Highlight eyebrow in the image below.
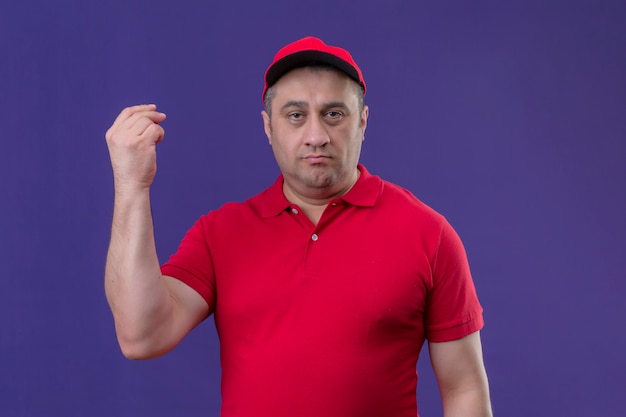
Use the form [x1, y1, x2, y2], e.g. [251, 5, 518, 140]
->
[323, 102, 351, 113]
[280, 100, 350, 113]
[280, 100, 308, 112]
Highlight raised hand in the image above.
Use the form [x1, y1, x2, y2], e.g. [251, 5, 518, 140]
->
[105, 104, 167, 193]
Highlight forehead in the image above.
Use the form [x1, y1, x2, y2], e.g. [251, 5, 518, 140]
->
[270, 67, 360, 106]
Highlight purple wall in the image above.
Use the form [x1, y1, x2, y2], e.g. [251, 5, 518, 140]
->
[2, 1, 625, 415]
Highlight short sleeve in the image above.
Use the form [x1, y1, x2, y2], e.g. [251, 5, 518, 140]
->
[161, 215, 217, 312]
[424, 220, 484, 342]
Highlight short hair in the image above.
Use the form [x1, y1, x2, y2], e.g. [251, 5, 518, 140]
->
[263, 62, 365, 118]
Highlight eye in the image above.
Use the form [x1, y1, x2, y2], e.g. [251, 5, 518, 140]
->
[288, 112, 304, 121]
[325, 111, 343, 119]
[324, 110, 345, 124]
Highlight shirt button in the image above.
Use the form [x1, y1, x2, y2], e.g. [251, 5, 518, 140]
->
[291, 208, 299, 214]
[311, 233, 319, 241]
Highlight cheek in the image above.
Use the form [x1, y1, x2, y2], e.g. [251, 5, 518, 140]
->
[343, 128, 364, 151]
[270, 137, 295, 164]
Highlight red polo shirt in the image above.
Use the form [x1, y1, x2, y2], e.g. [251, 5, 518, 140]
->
[161, 165, 483, 417]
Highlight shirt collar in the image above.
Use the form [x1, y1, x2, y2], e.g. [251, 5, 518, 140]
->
[255, 164, 383, 218]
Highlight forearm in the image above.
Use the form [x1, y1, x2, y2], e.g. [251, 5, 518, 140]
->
[104, 189, 175, 358]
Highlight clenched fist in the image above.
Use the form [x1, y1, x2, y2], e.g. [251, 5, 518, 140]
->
[105, 104, 167, 193]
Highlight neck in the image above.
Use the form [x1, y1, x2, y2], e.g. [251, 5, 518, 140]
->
[282, 169, 360, 225]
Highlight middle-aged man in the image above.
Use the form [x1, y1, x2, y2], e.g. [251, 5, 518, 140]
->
[105, 36, 492, 416]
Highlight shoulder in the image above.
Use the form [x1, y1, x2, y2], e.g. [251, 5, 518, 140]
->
[364, 170, 471, 263]
[196, 176, 287, 229]
[378, 177, 448, 231]
[382, 179, 439, 212]
[357, 165, 443, 219]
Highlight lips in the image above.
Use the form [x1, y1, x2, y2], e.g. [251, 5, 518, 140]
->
[303, 155, 330, 164]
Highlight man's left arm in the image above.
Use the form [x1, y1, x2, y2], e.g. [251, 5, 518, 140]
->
[429, 331, 493, 417]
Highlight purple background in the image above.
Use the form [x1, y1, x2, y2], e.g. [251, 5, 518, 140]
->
[2, 1, 625, 416]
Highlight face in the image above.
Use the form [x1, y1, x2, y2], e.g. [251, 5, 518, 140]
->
[262, 67, 368, 202]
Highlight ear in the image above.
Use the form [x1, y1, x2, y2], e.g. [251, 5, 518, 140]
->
[360, 105, 369, 142]
[261, 110, 272, 145]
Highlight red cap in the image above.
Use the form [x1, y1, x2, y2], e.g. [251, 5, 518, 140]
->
[262, 36, 366, 102]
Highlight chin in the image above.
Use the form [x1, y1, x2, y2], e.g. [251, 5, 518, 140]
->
[296, 169, 333, 188]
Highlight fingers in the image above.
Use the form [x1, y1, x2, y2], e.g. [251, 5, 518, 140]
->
[128, 114, 162, 137]
[143, 122, 165, 145]
[109, 104, 159, 133]
[106, 104, 167, 144]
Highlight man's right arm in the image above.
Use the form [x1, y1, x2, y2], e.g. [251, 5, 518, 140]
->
[104, 105, 209, 359]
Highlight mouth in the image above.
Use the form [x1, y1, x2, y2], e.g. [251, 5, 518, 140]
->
[303, 155, 331, 164]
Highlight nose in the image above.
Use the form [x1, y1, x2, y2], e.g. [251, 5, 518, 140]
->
[303, 116, 330, 147]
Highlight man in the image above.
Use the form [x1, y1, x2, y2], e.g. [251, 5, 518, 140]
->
[105, 36, 492, 416]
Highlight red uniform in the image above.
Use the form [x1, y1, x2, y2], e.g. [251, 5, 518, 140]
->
[161, 164, 484, 417]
